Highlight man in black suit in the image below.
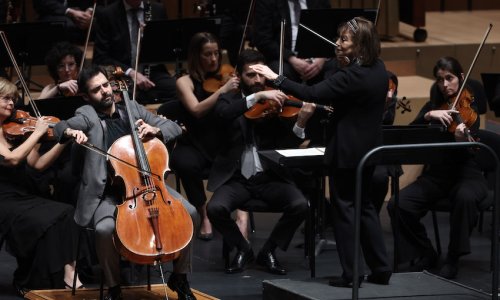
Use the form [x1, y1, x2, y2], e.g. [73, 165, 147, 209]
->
[33, 0, 93, 44]
[253, 0, 332, 84]
[206, 49, 314, 275]
[93, 0, 176, 104]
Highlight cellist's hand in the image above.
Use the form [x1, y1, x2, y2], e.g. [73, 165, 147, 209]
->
[136, 119, 161, 139]
[249, 64, 278, 81]
[129, 70, 155, 91]
[64, 128, 88, 144]
[425, 109, 458, 126]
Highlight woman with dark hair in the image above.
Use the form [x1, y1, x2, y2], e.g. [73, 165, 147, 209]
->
[39, 41, 83, 99]
[0, 77, 85, 296]
[158, 32, 247, 241]
[251, 17, 391, 287]
[387, 56, 488, 279]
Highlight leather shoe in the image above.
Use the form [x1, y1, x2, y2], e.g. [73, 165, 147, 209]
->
[167, 273, 197, 300]
[410, 249, 438, 272]
[256, 250, 287, 275]
[104, 285, 123, 300]
[439, 256, 459, 279]
[226, 247, 254, 274]
[328, 275, 363, 288]
[197, 232, 214, 241]
[367, 270, 392, 285]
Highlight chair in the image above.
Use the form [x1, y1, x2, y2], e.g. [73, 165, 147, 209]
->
[430, 129, 500, 257]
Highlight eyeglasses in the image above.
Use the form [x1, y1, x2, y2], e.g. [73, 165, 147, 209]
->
[0, 95, 16, 102]
[57, 62, 77, 71]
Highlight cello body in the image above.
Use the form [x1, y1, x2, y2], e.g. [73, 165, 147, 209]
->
[110, 135, 193, 265]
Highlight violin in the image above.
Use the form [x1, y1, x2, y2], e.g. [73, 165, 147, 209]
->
[439, 88, 478, 134]
[3, 110, 60, 142]
[387, 77, 411, 114]
[203, 64, 235, 94]
[244, 92, 333, 119]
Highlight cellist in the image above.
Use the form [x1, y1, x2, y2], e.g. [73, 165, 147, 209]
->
[387, 56, 489, 279]
[54, 66, 199, 300]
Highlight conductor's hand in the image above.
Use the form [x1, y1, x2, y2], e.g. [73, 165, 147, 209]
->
[249, 64, 278, 81]
[129, 70, 155, 91]
[136, 119, 160, 139]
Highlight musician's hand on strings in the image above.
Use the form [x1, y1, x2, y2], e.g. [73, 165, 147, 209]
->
[220, 76, 240, 94]
[454, 123, 474, 142]
[136, 119, 160, 139]
[255, 89, 287, 106]
[64, 128, 88, 144]
[296, 102, 316, 128]
[249, 64, 278, 81]
[426, 109, 458, 126]
[129, 70, 155, 91]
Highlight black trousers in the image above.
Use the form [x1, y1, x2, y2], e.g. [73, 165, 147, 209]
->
[207, 172, 308, 251]
[330, 167, 391, 280]
[387, 167, 488, 263]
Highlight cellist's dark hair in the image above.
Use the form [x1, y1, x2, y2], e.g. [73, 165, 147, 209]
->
[78, 65, 106, 94]
[187, 32, 222, 82]
[236, 49, 266, 75]
[45, 41, 83, 81]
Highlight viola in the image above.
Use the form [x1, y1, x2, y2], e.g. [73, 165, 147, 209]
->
[203, 64, 235, 94]
[244, 91, 333, 120]
[2, 110, 60, 142]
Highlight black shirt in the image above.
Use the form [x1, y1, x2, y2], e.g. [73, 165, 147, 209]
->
[97, 104, 130, 149]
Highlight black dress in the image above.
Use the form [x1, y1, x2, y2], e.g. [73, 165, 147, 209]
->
[0, 159, 79, 290]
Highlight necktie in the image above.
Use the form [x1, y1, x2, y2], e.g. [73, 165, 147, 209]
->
[241, 146, 257, 179]
[129, 8, 140, 67]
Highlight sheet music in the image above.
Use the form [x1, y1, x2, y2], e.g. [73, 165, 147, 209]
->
[276, 147, 325, 157]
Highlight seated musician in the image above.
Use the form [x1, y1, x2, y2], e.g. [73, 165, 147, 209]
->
[39, 41, 82, 99]
[0, 77, 84, 296]
[54, 66, 199, 300]
[93, 0, 177, 104]
[387, 56, 489, 279]
[158, 32, 249, 242]
[206, 49, 314, 275]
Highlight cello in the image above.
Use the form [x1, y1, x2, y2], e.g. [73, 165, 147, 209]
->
[110, 80, 193, 265]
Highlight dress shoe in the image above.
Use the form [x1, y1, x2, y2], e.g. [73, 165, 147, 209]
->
[439, 256, 459, 279]
[328, 275, 363, 288]
[104, 285, 123, 300]
[197, 232, 214, 241]
[256, 250, 287, 275]
[367, 270, 392, 285]
[226, 247, 254, 274]
[167, 273, 197, 300]
[409, 249, 438, 272]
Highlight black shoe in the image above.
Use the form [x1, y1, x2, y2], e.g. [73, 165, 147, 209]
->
[439, 257, 459, 279]
[328, 275, 363, 288]
[167, 273, 197, 300]
[226, 247, 254, 274]
[256, 250, 287, 275]
[367, 270, 392, 285]
[410, 249, 438, 272]
[104, 285, 123, 300]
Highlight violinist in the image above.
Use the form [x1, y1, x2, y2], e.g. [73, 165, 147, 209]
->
[158, 32, 246, 242]
[93, 0, 177, 104]
[387, 56, 489, 279]
[251, 17, 392, 287]
[206, 49, 313, 275]
[54, 66, 199, 300]
[38, 41, 82, 99]
[0, 77, 85, 296]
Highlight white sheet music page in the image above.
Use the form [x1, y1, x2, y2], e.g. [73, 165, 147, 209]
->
[276, 147, 325, 157]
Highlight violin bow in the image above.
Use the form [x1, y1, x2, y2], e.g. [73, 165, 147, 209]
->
[450, 23, 493, 111]
[0, 31, 41, 118]
[237, 0, 256, 57]
[298, 23, 338, 48]
[79, 1, 97, 74]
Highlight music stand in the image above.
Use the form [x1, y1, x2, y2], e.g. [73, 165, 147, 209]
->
[295, 8, 377, 58]
[481, 73, 500, 117]
[0, 22, 66, 91]
[28, 96, 86, 120]
[140, 17, 220, 76]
